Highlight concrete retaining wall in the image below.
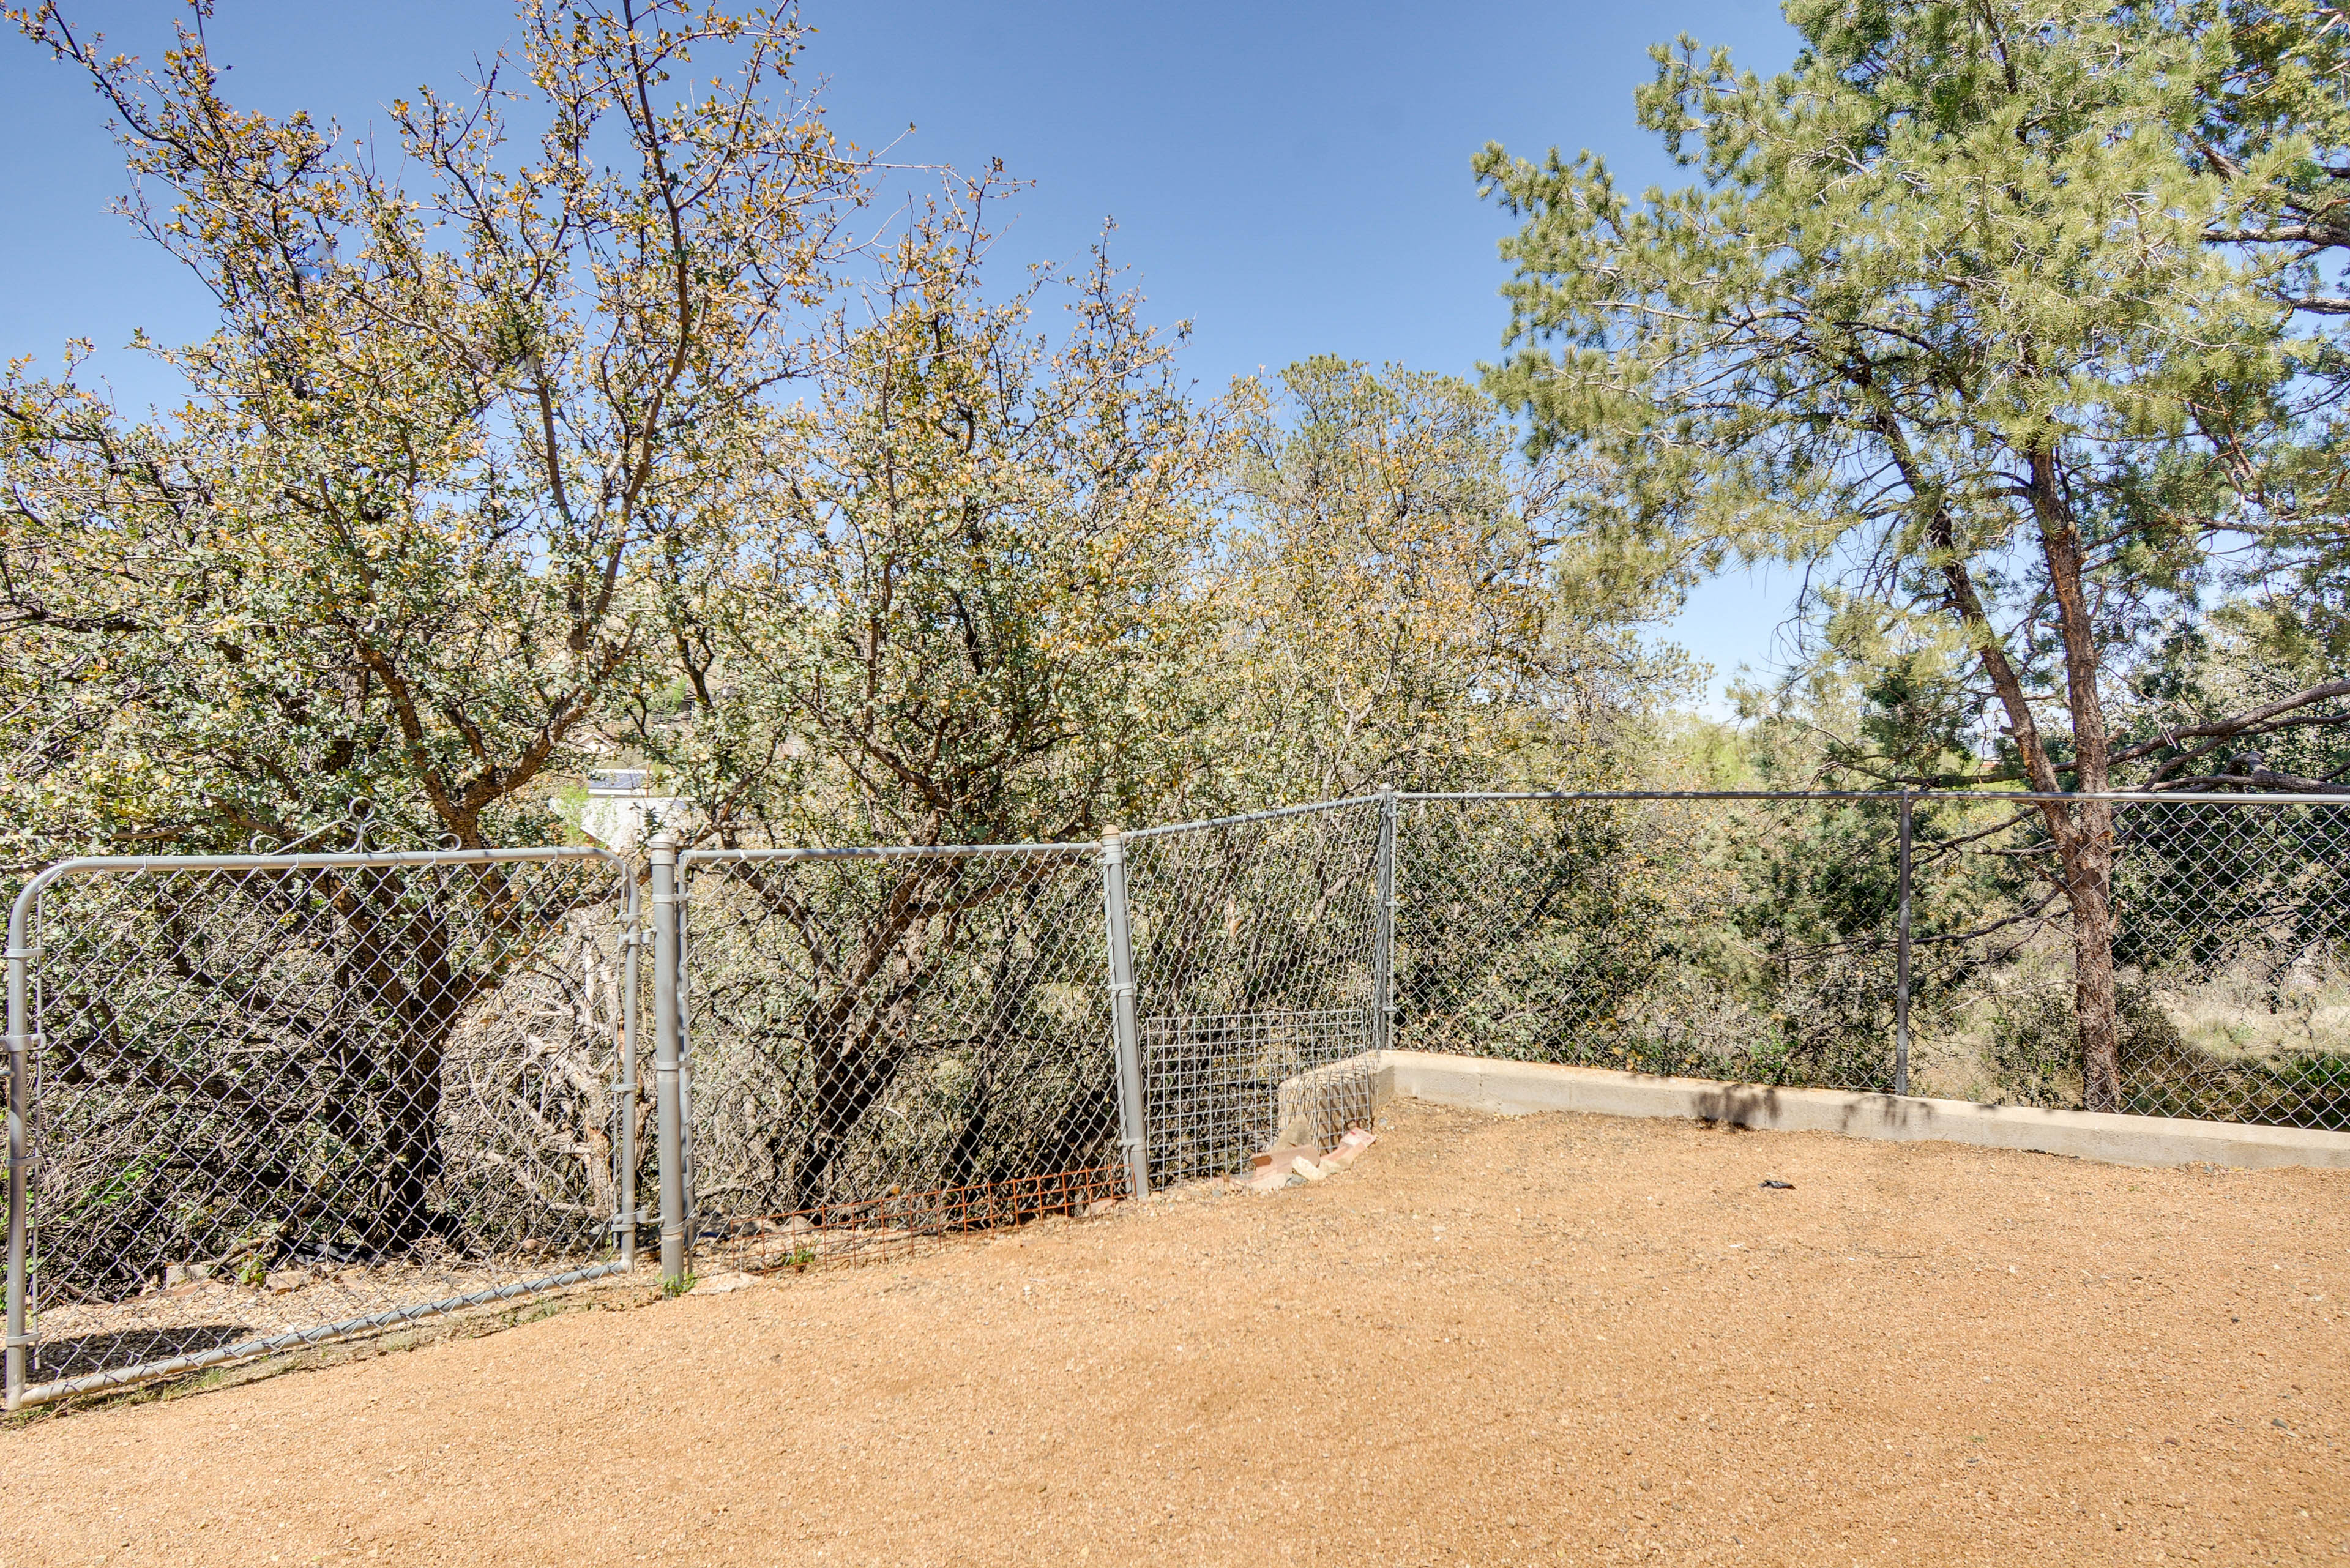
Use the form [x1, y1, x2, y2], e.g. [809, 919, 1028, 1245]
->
[1373, 1050, 2350, 1171]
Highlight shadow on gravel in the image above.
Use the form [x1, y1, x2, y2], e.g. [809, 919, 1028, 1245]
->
[32, 1324, 257, 1381]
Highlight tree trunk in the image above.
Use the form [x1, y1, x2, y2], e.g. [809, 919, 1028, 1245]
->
[2028, 452, 2126, 1114]
[2062, 798, 2123, 1111]
[334, 873, 497, 1248]
[359, 896, 464, 1246]
[776, 863, 952, 1211]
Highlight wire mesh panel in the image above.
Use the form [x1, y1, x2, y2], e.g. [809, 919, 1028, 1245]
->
[679, 846, 1119, 1272]
[1393, 795, 1906, 1093]
[1390, 793, 2350, 1126]
[8, 849, 633, 1403]
[1749, 794, 2350, 1122]
[1123, 802, 1383, 1184]
[7, 791, 2337, 1413]
[2104, 801, 2350, 1127]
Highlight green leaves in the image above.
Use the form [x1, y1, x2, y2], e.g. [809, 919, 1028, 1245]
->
[4, 2, 865, 859]
[1477, 0, 2302, 788]
[1479, 0, 2350, 1106]
[1209, 357, 1667, 802]
[639, 201, 1225, 850]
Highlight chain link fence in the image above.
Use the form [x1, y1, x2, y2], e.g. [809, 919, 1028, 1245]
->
[1395, 794, 1914, 1091]
[11, 788, 2347, 1406]
[1988, 796, 2350, 1125]
[1393, 792, 2350, 1129]
[5, 847, 638, 1405]
[675, 845, 1123, 1275]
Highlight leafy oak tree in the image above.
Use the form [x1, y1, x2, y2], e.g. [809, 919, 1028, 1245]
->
[0, 0, 864, 1249]
[640, 198, 1222, 853]
[1207, 357, 1668, 805]
[628, 195, 1229, 1208]
[1, 0, 862, 863]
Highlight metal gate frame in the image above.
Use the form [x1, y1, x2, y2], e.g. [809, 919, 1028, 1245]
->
[5, 844, 643, 1409]
[665, 835, 1146, 1270]
[1119, 796, 1389, 1188]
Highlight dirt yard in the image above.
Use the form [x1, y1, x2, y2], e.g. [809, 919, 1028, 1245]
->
[5, 1100, 2346, 1567]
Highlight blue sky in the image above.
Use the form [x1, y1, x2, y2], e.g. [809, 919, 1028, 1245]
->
[1, 0, 1803, 705]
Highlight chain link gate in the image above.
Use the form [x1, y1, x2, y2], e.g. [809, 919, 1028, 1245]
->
[672, 840, 1125, 1274]
[4, 845, 641, 1408]
[1119, 799, 1388, 1186]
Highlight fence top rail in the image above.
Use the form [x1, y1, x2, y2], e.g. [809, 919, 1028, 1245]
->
[1123, 794, 1386, 842]
[1404, 789, 2350, 807]
[679, 841, 1096, 870]
[7, 844, 628, 954]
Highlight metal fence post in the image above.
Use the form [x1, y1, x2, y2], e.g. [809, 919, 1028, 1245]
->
[6, 889, 32, 1409]
[1895, 790, 1913, 1098]
[1373, 785, 1397, 1056]
[674, 867, 695, 1268]
[616, 880, 641, 1271]
[649, 834, 687, 1286]
[1102, 831, 1149, 1200]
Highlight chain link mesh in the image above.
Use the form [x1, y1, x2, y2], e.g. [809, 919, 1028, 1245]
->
[14, 851, 634, 1397]
[679, 847, 1121, 1272]
[1394, 796, 1906, 1092]
[1123, 802, 1384, 1184]
[2102, 800, 2350, 1126]
[1394, 794, 2350, 1128]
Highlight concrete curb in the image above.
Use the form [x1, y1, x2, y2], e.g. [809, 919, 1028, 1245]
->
[1372, 1050, 2350, 1171]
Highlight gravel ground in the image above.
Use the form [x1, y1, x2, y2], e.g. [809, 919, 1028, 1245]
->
[5, 1099, 2346, 1567]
